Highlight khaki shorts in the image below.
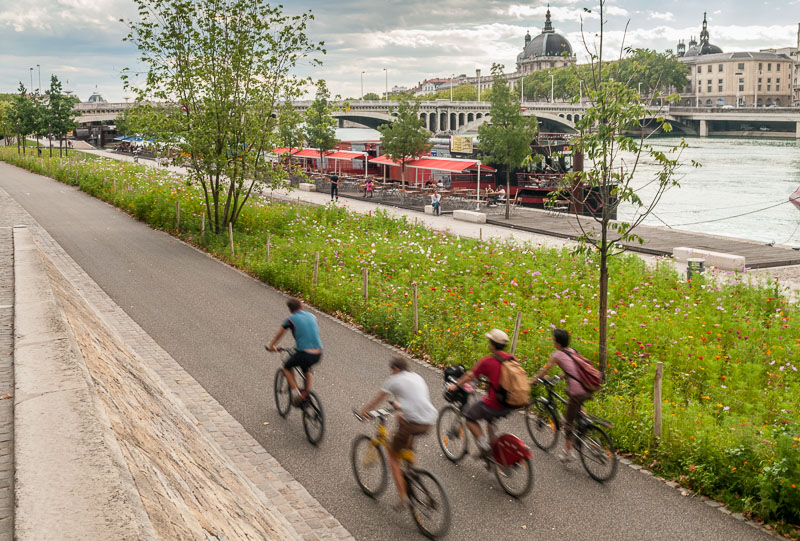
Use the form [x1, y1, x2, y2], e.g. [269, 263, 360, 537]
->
[391, 417, 431, 453]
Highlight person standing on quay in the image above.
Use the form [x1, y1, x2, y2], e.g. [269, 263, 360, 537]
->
[329, 172, 339, 202]
[431, 189, 441, 216]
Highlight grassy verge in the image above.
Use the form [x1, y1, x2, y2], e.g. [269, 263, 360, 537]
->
[3, 147, 799, 533]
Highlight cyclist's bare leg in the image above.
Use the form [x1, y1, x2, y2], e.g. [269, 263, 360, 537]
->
[304, 371, 312, 393]
[388, 436, 412, 504]
[466, 419, 483, 441]
[283, 368, 300, 392]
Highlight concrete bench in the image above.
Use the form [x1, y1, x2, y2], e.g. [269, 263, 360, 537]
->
[453, 209, 486, 224]
[673, 247, 745, 272]
[298, 182, 316, 192]
[424, 205, 434, 215]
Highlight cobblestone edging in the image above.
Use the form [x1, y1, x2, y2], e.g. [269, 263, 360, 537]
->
[0, 229, 15, 541]
[0, 185, 352, 540]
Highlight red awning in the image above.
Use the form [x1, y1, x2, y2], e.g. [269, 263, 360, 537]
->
[272, 147, 302, 155]
[408, 158, 495, 173]
[328, 151, 367, 161]
[369, 155, 494, 172]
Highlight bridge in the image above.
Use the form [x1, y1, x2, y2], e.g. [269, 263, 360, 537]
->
[74, 100, 800, 138]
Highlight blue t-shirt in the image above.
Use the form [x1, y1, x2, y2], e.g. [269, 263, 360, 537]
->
[282, 310, 323, 351]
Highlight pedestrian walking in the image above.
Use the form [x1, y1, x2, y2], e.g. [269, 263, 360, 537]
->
[430, 189, 441, 216]
[329, 173, 339, 202]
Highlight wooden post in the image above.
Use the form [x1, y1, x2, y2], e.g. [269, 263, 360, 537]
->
[479, 228, 482, 241]
[362, 268, 369, 301]
[228, 222, 234, 257]
[113, 178, 117, 192]
[510, 312, 522, 354]
[176, 200, 180, 232]
[200, 211, 206, 245]
[266, 234, 271, 263]
[412, 283, 418, 334]
[313, 252, 319, 286]
[654, 361, 663, 442]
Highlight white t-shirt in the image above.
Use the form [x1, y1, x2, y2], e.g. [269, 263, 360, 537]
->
[430, 193, 441, 204]
[497, 187, 506, 200]
[381, 371, 438, 425]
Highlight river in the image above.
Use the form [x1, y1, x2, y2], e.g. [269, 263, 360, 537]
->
[338, 128, 800, 248]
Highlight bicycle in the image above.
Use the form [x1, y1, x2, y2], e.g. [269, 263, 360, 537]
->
[351, 408, 451, 539]
[268, 347, 325, 446]
[526, 375, 617, 482]
[436, 370, 533, 498]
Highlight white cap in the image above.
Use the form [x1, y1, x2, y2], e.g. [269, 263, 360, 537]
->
[484, 329, 509, 345]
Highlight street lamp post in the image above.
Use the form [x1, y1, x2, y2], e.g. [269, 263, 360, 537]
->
[37, 64, 41, 95]
[477, 73, 481, 101]
[361, 71, 366, 100]
[383, 68, 387, 101]
[579, 79, 583, 105]
[638, 82, 643, 100]
[550, 74, 554, 103]
[450, 74, 454, 102]
[29, 68, 33, 95]
[521, 77, 524, 104]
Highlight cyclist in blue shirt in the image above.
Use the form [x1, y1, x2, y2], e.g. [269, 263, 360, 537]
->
[268, 298, 323, 405]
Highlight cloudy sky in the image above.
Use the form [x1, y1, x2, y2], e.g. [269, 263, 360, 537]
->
[1, 0, 798, 102]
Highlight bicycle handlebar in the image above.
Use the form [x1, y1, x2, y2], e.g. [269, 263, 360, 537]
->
[265, 346, 294, 354]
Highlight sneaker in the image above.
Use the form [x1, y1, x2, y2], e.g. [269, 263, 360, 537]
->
[557, 448, 577, 464]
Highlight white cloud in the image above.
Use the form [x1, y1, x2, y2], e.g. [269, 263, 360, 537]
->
[647, 11, 675, 22]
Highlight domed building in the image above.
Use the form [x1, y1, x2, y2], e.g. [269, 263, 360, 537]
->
[678, 13, 723, 58]
[516, 7, 576, 75]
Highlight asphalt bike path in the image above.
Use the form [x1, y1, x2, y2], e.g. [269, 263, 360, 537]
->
[0, 163, 771, 541]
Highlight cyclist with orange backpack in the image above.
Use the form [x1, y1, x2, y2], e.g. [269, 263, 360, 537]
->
[533, 328, 602, 463]
[448, 329, 530, 457]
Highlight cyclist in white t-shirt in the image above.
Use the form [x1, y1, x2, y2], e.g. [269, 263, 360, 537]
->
[358, 356, 437, 508]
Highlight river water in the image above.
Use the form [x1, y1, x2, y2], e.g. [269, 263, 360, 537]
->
[338, 128, 800, 248]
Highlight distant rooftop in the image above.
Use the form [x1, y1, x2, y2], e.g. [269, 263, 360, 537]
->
[85, 92, 107, 104]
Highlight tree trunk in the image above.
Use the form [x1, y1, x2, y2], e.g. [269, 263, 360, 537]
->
[598, 242, 609, 378]
[504, 166, 511, 219]
[401, 162, 406, 191]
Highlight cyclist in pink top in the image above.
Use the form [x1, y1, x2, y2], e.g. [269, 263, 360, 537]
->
[533, 328, 594, 463]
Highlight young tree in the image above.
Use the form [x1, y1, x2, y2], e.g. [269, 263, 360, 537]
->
[10, 84, 35, 155]
[303, 80, 339, 170]
[378, 98, 431, 190]
[123, 0, 323, 234]
[478, 64, 538, 219]
[555, 0, 695, 376]
[362, 92, 380, 101]
[278, 99, 304, 156]
[45, 75, 79, 157]
[0, 100, 11, 147]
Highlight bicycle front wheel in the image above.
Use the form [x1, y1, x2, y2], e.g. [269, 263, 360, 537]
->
[302, 391, 325, 445]
[525, 398, 559, 451]
[494, 457, 533, 498]
[578, 424, 618, 483]
[274, 369, 291, 418]
[350, 435, 388, 497]
[406, 468, 451, 539]
[436, 405, 468, 463]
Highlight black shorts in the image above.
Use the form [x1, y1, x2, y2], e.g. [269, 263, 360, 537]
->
[463, 400, 511, 423]
[284, 350, 322, 374]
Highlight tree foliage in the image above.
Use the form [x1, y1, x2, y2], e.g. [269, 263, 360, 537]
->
[477, 64, 538, 219]
[555, 1, 696, 375]
[45, 75, 79, 157]
[378, 98, 431, 188]
[303, 80, 339, 165]
[122, 0, 323, 233]
[362, 92, 380, 101]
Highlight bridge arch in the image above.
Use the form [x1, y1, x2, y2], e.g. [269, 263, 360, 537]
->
[467, 112, 474, 123]
[331, 110, 393, 130]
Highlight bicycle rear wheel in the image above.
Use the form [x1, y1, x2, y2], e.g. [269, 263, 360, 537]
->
[525, 398, 559, 451]
[578, 424, 618, 483]
[302, 391, 325, 445]
[494, 457, 533, 498]
[436, 405, 468, 463]
[406, 468, 451, 539]
[274, 369, 291, 418]
[350, 435, 388, 497]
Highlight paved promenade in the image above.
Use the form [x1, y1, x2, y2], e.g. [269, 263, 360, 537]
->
[0, 159, 782, 539]
[0, 173, 352, 539]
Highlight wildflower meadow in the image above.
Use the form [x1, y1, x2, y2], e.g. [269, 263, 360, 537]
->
[3, 147, 799, 530]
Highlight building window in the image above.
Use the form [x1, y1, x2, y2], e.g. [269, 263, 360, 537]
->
[739, 84, 744, 91]
[697, 66, 702, 74]
[759, 63, 763, 70]
[718, 79, 723, 84]
[776, 78, 780, 84]
[758, 84, 762, 91]
[718, 85, 723, 92]
[718, 64, 723, 72]
[777, 85, 780, 91]
[767, 85, 771, 91]
[737, 63, 745, 70]
[767, 63, 772, 71]
[777, 63, 781, 72]
[707, 85, 712, 93]
[767, 78, 771, 83]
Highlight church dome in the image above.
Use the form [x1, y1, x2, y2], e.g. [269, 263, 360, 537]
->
[680, 13, 722, 57]
[518, 7, 573, 61]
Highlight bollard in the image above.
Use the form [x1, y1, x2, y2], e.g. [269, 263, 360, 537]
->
[200, 211, 206, 245]
[510, 312, 523, 354]
[654, 362, 663, 441]
[479, 228, 482, 241]
[412, 283, 419, 334]
[228, 222, 234, 257]
[266, 234, 271, 263]
[687, 258, 705, 281]
[313, 252, 319, 286]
